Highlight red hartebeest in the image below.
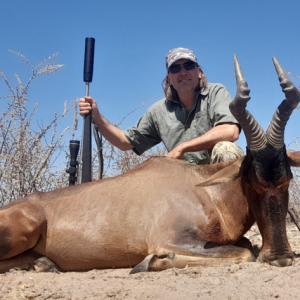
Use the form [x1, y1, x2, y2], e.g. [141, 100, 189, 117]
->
[0, 55, 299, 273]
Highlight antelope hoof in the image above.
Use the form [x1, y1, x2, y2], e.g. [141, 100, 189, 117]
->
[130, 254, 157, 274]
[34, 257, 60, 273]
[270, 258, 293, 267]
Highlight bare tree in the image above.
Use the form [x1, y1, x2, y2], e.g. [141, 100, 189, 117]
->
[0, 51, 77, 206]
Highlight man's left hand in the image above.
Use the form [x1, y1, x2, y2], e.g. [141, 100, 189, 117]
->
[166, 145, 184, 159]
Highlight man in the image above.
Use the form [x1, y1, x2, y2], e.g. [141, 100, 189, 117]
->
[79, 47, 243, 164]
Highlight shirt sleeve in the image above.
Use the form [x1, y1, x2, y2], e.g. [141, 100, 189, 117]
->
[123, 108, 161, 155]
[208, 84, 239, 127]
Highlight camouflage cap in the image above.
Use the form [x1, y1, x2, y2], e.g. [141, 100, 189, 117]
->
[165, 47, 198, 70]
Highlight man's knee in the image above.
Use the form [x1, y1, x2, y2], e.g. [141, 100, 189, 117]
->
[210, 141, 244, 164]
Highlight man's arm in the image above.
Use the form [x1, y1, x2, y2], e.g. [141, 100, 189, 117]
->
[166, 123, 240, 159]
[79, 96, 133, 151]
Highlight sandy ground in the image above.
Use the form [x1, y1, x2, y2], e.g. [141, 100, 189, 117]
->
[0, 223, 300, 300]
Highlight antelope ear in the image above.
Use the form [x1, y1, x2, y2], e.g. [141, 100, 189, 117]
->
[196, 157, 244, 187]
[287, 151, 300, 167]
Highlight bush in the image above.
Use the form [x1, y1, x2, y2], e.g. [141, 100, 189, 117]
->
[0, 51, 77, 205]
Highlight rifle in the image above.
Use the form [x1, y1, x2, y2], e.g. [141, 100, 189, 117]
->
[80, 37, 95, 183]
[67, 37, 103, 185]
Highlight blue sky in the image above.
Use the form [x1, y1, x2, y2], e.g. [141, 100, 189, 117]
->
[1, 0, 300, 156]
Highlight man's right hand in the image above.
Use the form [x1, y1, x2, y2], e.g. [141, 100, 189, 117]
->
[79, 96, 98, 117]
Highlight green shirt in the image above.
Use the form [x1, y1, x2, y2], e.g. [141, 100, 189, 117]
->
[124, 83, 238, 165]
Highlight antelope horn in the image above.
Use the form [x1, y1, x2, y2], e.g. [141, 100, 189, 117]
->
[266, 57, 300, 148]
[229, 54, 267, 150]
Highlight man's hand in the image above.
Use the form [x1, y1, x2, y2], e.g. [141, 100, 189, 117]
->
[79, 96, 99, 118]
[166, 144, 184, 159]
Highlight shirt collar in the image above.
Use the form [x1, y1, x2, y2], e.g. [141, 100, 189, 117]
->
[200, 86, 209, 96]
[170, 86, 209, 105]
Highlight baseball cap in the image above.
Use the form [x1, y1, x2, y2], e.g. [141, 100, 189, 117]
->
[165, 47, 198, 70]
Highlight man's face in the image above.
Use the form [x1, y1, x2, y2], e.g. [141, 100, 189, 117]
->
[166, 59, 202, 94]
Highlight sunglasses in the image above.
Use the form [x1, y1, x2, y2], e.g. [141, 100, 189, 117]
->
[168, 61, 197, 74]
